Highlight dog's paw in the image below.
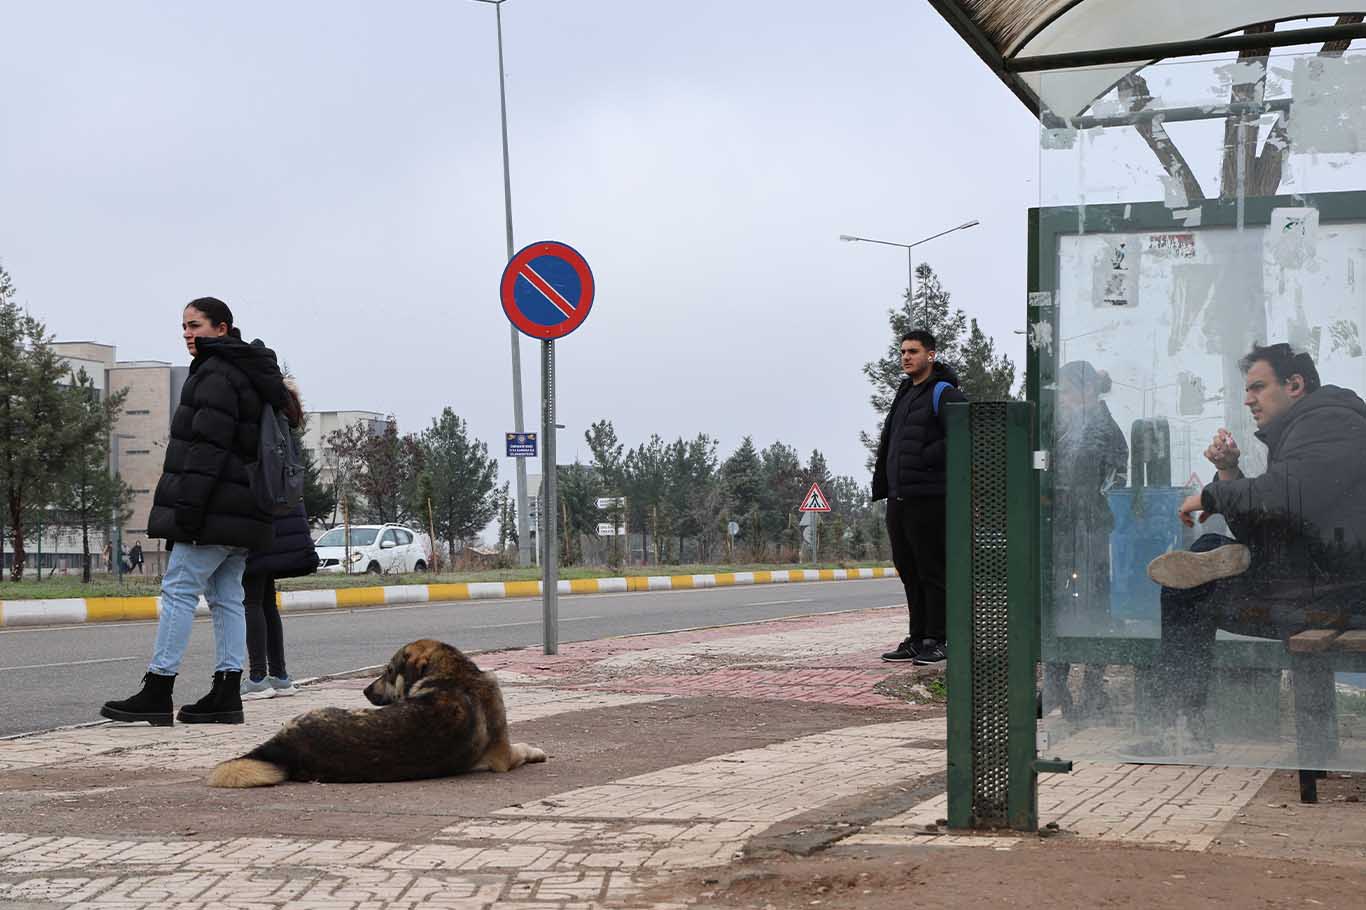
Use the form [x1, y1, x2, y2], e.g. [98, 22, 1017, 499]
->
[519, 744, 548, 764]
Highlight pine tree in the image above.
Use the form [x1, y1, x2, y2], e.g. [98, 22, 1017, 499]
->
[495, 481, 517, 555]
[297, 418, 336, 525]
[720, 436, 764, 560]
[0, 267, 85, 580]
[55, 369, 133, 582]
[421, 408, 498, 562]
[557, 462, 601, 565]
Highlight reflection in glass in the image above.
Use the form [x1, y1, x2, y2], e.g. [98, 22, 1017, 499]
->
[1035, 49, 1366, 772]
[1044, 361, 1127, 718]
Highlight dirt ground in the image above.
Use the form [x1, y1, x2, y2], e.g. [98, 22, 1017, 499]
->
[652, 771, 1366, 910]
[658, 840, 1362, 910]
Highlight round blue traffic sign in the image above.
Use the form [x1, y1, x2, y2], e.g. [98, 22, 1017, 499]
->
[500, 241, 595, 340]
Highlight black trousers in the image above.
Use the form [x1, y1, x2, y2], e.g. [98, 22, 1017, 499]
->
[885, 496, 947, 643]
[242, 571, 287, 680]
[1157, 533, 1366, 716]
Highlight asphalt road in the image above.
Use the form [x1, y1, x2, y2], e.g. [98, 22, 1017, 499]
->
[0, 578, 904, 737]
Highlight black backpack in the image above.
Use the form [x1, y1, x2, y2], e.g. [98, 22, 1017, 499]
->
[248, 403, 305, 517]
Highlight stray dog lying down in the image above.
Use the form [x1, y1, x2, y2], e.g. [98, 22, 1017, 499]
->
[208, 639, 546, 787]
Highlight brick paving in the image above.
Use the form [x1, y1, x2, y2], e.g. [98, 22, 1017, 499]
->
[865, 760, 1272, 852]
[0, 604, 1346, 909]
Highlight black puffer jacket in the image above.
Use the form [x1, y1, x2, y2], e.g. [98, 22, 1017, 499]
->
[148, 336, 291, 550]
[1203, 385, 1366, 563]
[872, 361, 967, 500]
[246, 502, 318, 579]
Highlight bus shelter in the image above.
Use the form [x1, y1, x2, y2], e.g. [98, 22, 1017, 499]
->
[931, 3, 1366, 827]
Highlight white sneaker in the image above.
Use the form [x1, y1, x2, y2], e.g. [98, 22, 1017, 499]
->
[240, 676, 276, 700]
[268, 675, 298, 697]
[1147, 544, 1251, 590]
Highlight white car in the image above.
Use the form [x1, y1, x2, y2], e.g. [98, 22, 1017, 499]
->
[315, 524, 430, 575]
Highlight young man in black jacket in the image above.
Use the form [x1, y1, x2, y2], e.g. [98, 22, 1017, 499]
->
[872, 330, 967, 665]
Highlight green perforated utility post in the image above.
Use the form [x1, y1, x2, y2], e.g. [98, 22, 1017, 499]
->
[945, 401, 1041, 831]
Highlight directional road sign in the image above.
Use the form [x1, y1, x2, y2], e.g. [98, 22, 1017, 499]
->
[500, 240, 595, 340]
[798, 482, 831, 513]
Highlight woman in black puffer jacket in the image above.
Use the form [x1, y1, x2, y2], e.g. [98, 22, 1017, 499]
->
[101, 297, 292, 727]
[241, 379, 318, 701]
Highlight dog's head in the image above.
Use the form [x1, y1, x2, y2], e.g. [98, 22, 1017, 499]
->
[364, 639, 458, 706]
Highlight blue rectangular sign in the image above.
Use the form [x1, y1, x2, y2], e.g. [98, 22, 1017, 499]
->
[506, 432, 538, 458]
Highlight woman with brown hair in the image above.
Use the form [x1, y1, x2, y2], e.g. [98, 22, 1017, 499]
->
[101, 297, 292, 725]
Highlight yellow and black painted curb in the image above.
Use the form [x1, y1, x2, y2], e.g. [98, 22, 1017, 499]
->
[0, 566, 899, 627]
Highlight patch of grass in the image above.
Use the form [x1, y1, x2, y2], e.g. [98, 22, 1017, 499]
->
[873, 670, 947, 705]
[0, 561, 894, 601]
[0, 577, 163, 600]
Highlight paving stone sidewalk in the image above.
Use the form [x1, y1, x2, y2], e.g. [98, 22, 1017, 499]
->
[0, 607, 1348, 909]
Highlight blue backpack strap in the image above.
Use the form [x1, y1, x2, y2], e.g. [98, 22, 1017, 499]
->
[932, 381, 951, 416]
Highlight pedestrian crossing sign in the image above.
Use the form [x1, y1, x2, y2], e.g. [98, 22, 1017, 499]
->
[798, 482, 831, 513]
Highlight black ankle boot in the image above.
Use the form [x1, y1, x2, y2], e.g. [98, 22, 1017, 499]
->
[177, 670, 244, 724]
[101, 672, 176, 726]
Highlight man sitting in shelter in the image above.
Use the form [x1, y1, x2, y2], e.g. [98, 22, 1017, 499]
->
[1130, 343, 1366, 759]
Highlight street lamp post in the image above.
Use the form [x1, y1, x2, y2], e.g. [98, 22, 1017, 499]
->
[840, 220, 980, 325]
[474, 0, 531, 567]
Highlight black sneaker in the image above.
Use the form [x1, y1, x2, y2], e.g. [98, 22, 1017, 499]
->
[911, 640, 947, 666]
[881, 637, 919, 663]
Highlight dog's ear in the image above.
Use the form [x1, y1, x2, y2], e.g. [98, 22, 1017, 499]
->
[403, 650, 430, 686]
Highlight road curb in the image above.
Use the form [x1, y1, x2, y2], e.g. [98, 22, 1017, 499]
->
[0, 566, 899, 628]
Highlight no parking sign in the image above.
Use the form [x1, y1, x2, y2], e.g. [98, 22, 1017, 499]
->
[500, 241, 595, 340]
[498, 239, 594, 657]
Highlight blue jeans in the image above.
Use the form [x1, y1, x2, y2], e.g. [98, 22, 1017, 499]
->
[150, 543, 248, 675]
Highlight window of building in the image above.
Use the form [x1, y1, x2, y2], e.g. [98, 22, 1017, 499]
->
[126, 409, 151, 416]
[125, 449, 151, 455]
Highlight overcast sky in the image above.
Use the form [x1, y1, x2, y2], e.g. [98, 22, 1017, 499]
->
[1, 0, 1038, 490]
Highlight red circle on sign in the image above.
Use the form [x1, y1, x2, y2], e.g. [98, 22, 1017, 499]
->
[500, 241, 595, 340]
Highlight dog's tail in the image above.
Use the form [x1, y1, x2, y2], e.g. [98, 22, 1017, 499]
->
[207, 757, 288, 789]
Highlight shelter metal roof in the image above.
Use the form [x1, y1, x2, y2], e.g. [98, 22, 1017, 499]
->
[929, 1, 1366, 117]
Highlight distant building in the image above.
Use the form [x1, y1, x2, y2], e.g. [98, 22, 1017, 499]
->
[40, 343, 189, 574]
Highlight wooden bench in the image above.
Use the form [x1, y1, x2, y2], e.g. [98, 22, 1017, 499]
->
[1286, 629, 1366, 802]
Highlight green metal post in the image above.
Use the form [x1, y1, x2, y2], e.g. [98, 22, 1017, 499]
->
[945, 402, 974, 829]
[1006, 401, 1039, 831]
[945, 400, 1040, 832]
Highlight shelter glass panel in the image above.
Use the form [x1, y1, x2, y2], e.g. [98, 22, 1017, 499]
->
[1033, 51, 1366, 771]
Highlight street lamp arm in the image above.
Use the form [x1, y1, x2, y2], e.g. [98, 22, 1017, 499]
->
[840, 219, 980, 251]
[841, 218, 979, 328]
[909, 219, 981, 248]
[839, 234, 911, 250]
